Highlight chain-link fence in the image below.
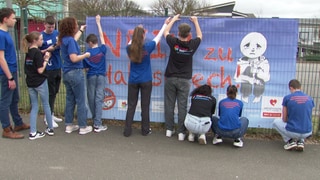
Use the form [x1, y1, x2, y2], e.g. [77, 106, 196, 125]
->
[8, 10, 320, 136]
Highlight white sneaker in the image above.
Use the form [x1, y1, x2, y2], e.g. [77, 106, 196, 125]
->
[178, 133, 186, 141]
[198, 134, 207, 145]
[94, 125, 108, 133]
[166, 129, 175, 137]
[188, 133, 195, 142]
[212, 135, 223, 145]
[52, 114, 63, 122]
[233, 138, 243, 148]
[44, 116, 59, 128]
[65, 125, 79, 133]
[79, 126, 93, 135]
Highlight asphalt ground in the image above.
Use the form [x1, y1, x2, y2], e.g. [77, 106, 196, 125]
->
[1, 114, 320, 180]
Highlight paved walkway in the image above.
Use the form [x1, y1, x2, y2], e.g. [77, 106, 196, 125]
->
[1, 114, 320, 180]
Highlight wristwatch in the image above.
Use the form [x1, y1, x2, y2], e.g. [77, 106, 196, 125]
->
[8, 77, 14, 81]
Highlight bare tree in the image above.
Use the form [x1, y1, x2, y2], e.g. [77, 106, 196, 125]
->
[11, 0, 64, 49]
[150, 0, 209, 16]
[69, 0, 148, 18]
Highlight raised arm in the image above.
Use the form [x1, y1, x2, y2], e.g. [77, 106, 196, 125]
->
[190, 16, 202, 40]
[163, 14, 180, 38]
[96, 15, 105, 45]
[74, 25, 86, 41]
[152, 17, 170, 45]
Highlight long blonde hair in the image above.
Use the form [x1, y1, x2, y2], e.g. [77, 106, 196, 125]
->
[22, 31, 41, 53]
[128, 26, 144, 63]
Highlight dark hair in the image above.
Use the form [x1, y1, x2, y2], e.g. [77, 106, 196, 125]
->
[289, 79, 301, 89]
[178, 23, 191, 38]
[58, 17, 78, 45]
[190, 84, 212, 97]
[86, 34, 98, 44]
[22, 31, 41, 53]
[227, 85, 238, 99]
[45, 15, 55, 25]
[128, 26, 144, 63]
[0, 8, 15, 23]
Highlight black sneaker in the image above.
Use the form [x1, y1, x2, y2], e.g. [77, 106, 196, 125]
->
[45, 128, 54, 136]
[284, 139, 297, 150]
[29, 131, 45, 140]
[142, 128, 152, 136]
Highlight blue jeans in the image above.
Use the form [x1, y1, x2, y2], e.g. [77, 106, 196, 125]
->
[165, 77, 190, 133]
[87, 75, 105, 127]
[28, 80, 53, 133]
[211, 116, 249, 139]
[63, 69, 87, 128]
[0, 72, 24, 129]
[273, 118, 312, 143]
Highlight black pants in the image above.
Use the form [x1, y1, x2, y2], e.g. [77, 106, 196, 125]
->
[47, 69, 61, 114]
[124, 81, 152, 135]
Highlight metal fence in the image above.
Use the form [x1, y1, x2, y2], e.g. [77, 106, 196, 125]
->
[12, 15, 320, 136]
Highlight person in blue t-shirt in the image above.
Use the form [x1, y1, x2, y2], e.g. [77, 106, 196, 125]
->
[40, 15, 62, 128]
[58, 17, 92, 135]
[211, 85, 249, 148]
[123, 18, 170, 137]
[0, 8, 30, 139]
[273, 79, 314, 151]
[83, 15, 107, 133]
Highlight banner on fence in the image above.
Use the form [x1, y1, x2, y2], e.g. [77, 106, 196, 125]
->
[85, 17, 298, 128]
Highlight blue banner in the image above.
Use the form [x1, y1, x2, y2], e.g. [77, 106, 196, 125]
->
[85, 17, 298, 128]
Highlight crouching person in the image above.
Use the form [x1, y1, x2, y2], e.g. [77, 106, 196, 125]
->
[273, 79, 313, 151]
[184, 84, 216, 145]
[211, 85, 249, 148]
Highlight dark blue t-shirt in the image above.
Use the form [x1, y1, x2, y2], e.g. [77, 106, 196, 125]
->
[0, 29, 17, 74]
[83, 45, 107, 77]
[283, 91, 314, 133]
[218, 97, 243, 131]
[126, 41, 156, 84]
[40, 30, 61, 70]
[61, 36, 83, 73]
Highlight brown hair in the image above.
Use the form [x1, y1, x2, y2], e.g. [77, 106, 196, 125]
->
[22, 31, 41, 53]
[289, 79, 301, 89]
[58, 17, 78, 45]
[227, 85, 238, 99]
[86, 34, 98, 44]
[128, 26, 145, 63]
[190, 84, 212, 97]
[0, 8, 15, 23]
[45, 15, 55, 25]
[178, 23, 191, 38]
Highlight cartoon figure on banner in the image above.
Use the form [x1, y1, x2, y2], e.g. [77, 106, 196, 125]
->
[234, 32, 270, 103]
[103, 88, 116, 110]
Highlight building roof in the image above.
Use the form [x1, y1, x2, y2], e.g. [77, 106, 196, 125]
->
[192, 1, 255, 18]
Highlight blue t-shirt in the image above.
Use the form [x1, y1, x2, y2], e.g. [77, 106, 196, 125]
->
[283, 91, 314, 133]
[126, 41, 156, 84]
[218, 97, 243, 131]
[0, 29, 17, 74]
[61, 36, 83, 73]
[40, 30, 61, 70]
[83, 45, 107, 77]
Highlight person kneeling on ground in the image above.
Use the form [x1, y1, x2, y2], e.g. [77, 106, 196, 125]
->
[211, 85, 249, 148]
[273, 79, 313, 151]
[184, 84, 216, 145]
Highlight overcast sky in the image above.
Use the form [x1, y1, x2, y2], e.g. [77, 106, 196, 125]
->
[133, 0, 320, 18]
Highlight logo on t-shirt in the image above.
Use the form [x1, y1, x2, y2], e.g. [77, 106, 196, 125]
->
[174, 45, 193, 55]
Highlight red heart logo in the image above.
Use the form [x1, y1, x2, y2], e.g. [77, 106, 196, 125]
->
[270, 99, 277, 106]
